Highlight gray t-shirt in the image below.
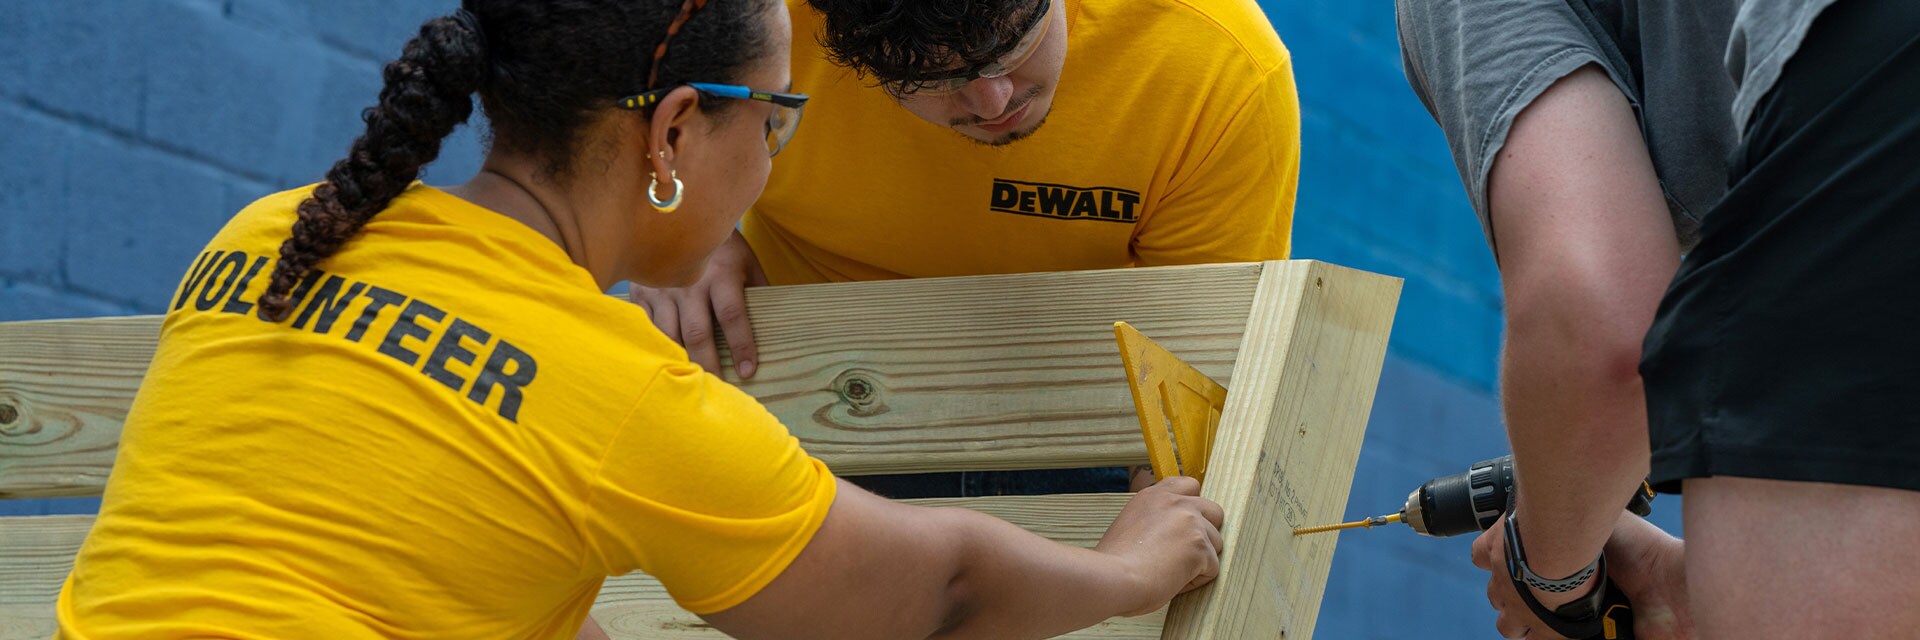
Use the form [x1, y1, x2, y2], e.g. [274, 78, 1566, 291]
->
[1396, 0, 1835, 253]
[1729, 0, 1843, 132]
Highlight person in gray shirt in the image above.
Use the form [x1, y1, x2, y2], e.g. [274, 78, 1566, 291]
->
[1398, 0, 1920, 638]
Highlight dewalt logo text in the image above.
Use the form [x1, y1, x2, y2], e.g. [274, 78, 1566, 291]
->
[990, 179, 1141, 223]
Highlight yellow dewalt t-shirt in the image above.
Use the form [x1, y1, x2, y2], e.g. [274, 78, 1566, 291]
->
[56, 185, 836, 639]
[744, 0, 1299, 284]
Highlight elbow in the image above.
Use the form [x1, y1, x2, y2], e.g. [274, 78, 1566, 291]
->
[928, 576, 979, 638]
[923, 509, 989, 639]
[1585, 332, 1648, 391]
[1502, 287, 1656, 460]
[1504, 288, 1652, 389]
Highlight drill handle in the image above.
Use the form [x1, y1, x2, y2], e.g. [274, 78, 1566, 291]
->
[1587, 581, 1635, 640]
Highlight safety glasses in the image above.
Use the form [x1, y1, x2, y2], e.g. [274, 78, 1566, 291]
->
[891, 0, 1054, 96]
[618, 83, 810, 157]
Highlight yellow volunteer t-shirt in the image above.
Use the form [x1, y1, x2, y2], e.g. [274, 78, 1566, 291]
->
[56, 185, 836, 639]
[744, 0, 1300, 284]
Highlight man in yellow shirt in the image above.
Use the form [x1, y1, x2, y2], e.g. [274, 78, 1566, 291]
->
[634, 0, 1301, 385]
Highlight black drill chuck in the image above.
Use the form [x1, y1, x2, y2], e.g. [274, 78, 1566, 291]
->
[1403, 456, 1514, 537]
[1400, 454, 1654, 538]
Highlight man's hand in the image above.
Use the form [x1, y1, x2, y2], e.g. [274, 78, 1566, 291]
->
[1601, 514, 1692, 640]
[1472, 512, 1692, 640]
[1094, 476, 1226, 616]
[1473, 513, 1581, 640]
[630, 230, 769, 377]
[1127, 465, 1157, 492]
[575, 614, 611, 640]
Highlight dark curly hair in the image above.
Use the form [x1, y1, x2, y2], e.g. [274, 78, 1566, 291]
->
[806, 0, 1042, 93]
[258, 0, 776, 321]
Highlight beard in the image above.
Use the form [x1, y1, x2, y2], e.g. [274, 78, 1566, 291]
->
[948, 85, 1051, 146]
[978, 109, 1051, 147]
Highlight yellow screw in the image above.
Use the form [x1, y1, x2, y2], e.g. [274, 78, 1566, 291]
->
[1293, 512, 1400, 536]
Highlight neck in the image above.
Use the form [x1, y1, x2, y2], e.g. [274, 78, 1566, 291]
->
[448, 160, 623, 291]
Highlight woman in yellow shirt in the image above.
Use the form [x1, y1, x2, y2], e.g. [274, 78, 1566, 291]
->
[56, 1, 1224, 638]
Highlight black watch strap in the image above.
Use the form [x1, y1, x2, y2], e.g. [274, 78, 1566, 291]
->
[1503, 515, 1615, 638]
[1505, 514, 1602, 592]
[1509, 557, 1612, 637]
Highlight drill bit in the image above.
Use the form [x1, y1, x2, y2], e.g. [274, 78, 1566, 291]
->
[1293, 512, 1401, 536]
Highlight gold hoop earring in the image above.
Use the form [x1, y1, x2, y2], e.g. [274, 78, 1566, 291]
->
[648, 171, 683, 213]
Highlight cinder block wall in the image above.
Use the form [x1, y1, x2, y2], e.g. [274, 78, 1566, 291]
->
[0, 1, 1677, 637]
[0, 0, 482, 323]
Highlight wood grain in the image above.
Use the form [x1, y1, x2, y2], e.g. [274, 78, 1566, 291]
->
[0, 317, 159, 499]
[0, 263, 1262, 499]
[1160, 261, 1401, 640]
[0, 495, 1167, 639]
[1, 260, 1403, 639]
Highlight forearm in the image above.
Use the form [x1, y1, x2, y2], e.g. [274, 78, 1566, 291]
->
[703, 480, 1213, 640]
[1502, 308, 1652, 582]
[930, 507, 1143, 639]
[1485, 64, 1680, 589]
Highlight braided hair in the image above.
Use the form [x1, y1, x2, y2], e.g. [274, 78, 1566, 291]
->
[258, 0, 776, 321]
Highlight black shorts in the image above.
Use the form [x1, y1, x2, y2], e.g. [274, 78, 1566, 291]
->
[1640, 0, 1920, 494]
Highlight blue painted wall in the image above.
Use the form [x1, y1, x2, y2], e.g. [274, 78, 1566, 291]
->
[0, 1, 1677, 637]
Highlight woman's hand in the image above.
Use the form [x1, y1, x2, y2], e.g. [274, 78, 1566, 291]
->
[1094, 476, 1227, 616]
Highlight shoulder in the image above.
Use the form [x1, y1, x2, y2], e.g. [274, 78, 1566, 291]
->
[1068, 0, 1296, 137]
[1079, 0, 1291, 74]
[207, 184, 320, 249]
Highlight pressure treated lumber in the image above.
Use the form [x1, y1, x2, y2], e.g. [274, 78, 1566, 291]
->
[1160, 261, 1401, 640]
[0, 495, 1162, 640]
[1, 259, 1402, 640]
[0, 264, 1261, 499]
[0, 317, 155, 500]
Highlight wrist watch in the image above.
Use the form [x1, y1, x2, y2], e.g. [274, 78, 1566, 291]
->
[1504, 513, 1602, 593]
[1504, 513, 1612, 629]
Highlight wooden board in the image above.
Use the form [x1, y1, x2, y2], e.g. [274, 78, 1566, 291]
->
[0, 263, 1263, 499]
[0, 494, 1164, 639]
[1160, 261, 1401, 640]
[0, 317, 157, 500]
[0, 514, 88, 640]
[1, 259, 1403, 640]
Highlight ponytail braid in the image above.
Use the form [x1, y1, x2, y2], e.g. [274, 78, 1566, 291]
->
[259, 0, 777, 320]
[258, 12, 488, 321]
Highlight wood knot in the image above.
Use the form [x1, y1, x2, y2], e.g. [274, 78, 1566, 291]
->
[0, 403, 16, 425]
[831, 369, 889, 417]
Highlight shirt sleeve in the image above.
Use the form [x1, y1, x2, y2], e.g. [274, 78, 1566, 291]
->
[1132, 60, 1301, 266]
[581, 363, 837, 614]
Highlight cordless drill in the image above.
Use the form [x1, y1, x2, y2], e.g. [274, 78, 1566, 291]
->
[1301, 455, 1656, 639]
[1400, 455, 1655, 537]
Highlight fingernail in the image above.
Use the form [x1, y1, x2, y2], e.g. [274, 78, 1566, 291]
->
[739, 360, 757, 378]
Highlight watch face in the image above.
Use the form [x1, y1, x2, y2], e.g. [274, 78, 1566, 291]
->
[1502, 511, 1530, 582]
